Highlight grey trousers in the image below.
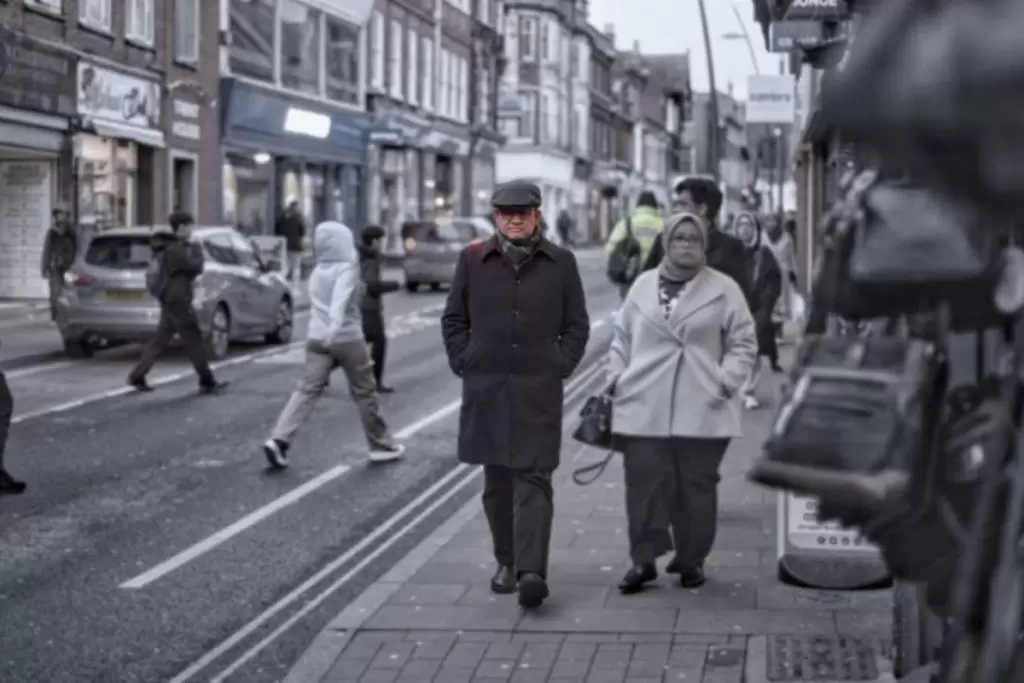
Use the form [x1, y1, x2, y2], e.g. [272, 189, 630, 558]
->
[482, 466, 554, 578]
[129, 302, 215, 386]
[621, 436, 730, 567]
[271, 340, 394, 449]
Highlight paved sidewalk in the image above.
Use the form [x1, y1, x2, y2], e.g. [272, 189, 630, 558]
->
[286, 378, 894, 683]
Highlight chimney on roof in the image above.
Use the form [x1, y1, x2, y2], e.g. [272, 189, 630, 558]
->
[633, 40, 641, 54]
[603, 23, 615, 45]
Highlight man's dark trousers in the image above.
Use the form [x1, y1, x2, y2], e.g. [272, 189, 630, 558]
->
[482, 466, 554, 578]
[128, 302, 215, 384]
[362, 309, 387, 387]
[0, 372, 13, 472]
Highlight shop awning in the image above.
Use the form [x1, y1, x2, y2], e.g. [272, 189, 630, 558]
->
[90, 119, 166, 148]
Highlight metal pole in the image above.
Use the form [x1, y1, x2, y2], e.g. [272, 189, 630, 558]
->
[463, 0, 480, 216]
[696, 0, 720, 181]
[566, 1, 577, 220]
[730, 3, 760, 75]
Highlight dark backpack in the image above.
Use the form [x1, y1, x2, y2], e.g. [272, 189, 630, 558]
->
[146, 251, 168, 301]
[606, 217, 641, 285]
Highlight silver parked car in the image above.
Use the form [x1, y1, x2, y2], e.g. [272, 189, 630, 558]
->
[402, 217, 494, 292]
[57, 226, 294, 359]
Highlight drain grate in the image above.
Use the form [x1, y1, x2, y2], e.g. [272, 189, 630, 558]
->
[767, 635, 881, 681]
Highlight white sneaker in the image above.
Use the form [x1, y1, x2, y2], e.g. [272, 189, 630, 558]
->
[368, 443, 405, 463]
[743, 395, 761, 410]
[263, 439, 289, 469]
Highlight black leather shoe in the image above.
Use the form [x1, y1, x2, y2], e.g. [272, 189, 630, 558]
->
[0, 469, 26, 496]
[679, 565, 707, 588]
[618, 564, 657, 594]
[490, 565, 516, 594]
[517, 572, 549, 608]
[665, 557, 681, 574]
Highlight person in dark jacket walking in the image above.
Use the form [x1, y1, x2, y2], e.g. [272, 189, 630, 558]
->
[0, 338, 25, 495]
[644, 177, 751, 301]
[41, 205, 78, 321]
[442, 179, 590, 608]
[733, 212, 781, 409]
[127, 211, 227, 394]
[555, 209, 574, 246]
[275, 201, 306, 286]
[359, 225, 400, 392]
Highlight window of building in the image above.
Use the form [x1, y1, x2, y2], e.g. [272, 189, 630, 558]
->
[540, 21, 549, 62]
[125, 0, 155, 45]
[389, 19, 403, 100]
[456, 56, 467, 123]
[369, 11, 385, 91]
[406, 28, 419, 105]
[477, 68, 491, 126]
[229, 0, 275, 83]
[422, 37, 434, 111]
[326, 14, 360, 104]
[171, 155, 197, 215]
[25, 0, 62, 16]
[519, 17, 536, 62]
[439, 49, 451, 119]
[79, 0, 111, 31]
[280, 0, 321, 95]
[478, 0, 490, 25]
[519, 92, 536, 140]
[174, 0, 199, 63]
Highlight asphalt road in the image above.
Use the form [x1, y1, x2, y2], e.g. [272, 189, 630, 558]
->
[0, 250, 619, 683]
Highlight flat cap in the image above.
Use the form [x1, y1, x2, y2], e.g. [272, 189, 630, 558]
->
[491, 180, 542, 209]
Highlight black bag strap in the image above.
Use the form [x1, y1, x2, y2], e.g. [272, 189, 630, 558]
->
[572, 450, 615, 486]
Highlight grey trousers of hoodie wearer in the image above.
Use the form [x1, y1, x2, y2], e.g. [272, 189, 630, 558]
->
[620, 436, 730, 567]
[271, 340, 394, 450]
[482, 466, 554, 578]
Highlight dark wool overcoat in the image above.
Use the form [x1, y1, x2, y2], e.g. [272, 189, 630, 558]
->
[441, 236, 590, 470]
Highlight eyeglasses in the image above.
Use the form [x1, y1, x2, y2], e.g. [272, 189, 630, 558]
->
[495, 206, 533, 218]
[671, 235, 703, 246]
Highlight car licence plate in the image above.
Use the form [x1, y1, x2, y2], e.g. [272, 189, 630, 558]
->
[105, 290, 147, 301]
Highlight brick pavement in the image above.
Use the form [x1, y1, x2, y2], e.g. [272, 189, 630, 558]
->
[287, 382, 895, 683]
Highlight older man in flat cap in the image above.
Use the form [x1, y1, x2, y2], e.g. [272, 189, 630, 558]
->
[442, 179, 590, 607]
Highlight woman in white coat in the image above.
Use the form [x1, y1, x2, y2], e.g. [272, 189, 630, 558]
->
[608, 212, 757, 594]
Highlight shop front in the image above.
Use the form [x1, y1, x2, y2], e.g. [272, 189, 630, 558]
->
[75, 61, 164, 232]
[220, 79, 369, 237]
[468, 137, 501, 218]
[0, 30, 77, 299]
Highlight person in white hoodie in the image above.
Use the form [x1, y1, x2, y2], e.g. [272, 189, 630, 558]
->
[263, 221, 405, 469]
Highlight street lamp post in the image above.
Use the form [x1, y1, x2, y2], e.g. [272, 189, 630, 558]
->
[696, 0, 720, 181]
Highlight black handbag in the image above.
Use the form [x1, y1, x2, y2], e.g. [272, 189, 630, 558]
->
[753, 336, 947, 486]
[571, 392, 615, 486]
[816, 172, 1002, 326]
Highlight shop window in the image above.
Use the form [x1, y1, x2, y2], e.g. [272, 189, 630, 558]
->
[77, 135, 138, 230]
[174, 0, 200, 64]
[126, 0, 155, 46]
[171, 155, 197, 216]
[229, 0, 275, 83]
[280, 0, 322, 96]
[25, 0, 62, 16]
[326, 14, 360, 105]
[224, 154, 272, 236]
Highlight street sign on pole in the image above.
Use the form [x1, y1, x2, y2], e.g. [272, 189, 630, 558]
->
[746, 74, 796, 124]
[777, 492, 892, 589]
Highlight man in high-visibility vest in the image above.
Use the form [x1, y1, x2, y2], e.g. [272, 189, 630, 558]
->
[605, 191, 664, 298]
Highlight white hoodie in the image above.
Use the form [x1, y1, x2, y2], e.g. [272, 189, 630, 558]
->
[306, 221, 364, 345]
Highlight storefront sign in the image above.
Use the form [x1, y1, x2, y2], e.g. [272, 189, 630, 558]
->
[421, 130, 471, 157]
[783, 0, 850, 21]
[171, 99, 201, 141]
[283, 107, 330, 139]
[770, 21, 826, 53]
[747, 74, 796, 124]
[369, 110, 431, 146]
[0, 30, 76, 116]
[78, 62, 160, 128]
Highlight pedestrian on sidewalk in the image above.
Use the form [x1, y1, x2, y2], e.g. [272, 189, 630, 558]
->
[263, 221, 405, 470]
[275, 201, 307, 289]
[0, 353, 26, 495]
[442, 179, 590, 608]
[556, 208, 574, 247]
[128, 211, 227, 395]
[605, 191, 664, 300]
[41, 204, 77, 322]
[733, 212, 781, 410]
[358, 225, 400, 393]
[608, 212, 757, 594]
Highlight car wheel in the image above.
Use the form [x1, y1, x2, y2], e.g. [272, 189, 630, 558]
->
[406, 281, 420, 293]
[429, 282, 441, 292]
[63, 338, 93, 359]
[206, 304, 231, 360]
[265, 297, 293, 344]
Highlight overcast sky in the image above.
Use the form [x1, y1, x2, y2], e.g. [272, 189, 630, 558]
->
[587, 0, 782, 100]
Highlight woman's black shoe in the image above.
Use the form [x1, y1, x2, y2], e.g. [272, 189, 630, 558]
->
[618, 564, 657, 594]
[0, 469, 26, 495]
[490, 565, 516, 594]
[679, 566, 706, 588]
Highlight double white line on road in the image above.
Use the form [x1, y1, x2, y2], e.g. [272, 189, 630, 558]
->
[165, 320, 612, 683]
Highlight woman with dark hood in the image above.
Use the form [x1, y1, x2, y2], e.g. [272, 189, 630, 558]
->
[733, 212, 782, 409]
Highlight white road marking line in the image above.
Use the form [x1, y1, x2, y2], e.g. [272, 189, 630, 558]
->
[5, 360, 75, 378]
[169, 378, 602, 683]
[120, 464, 352, 589]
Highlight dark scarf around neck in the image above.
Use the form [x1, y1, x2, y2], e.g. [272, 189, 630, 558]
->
[497, 230, 539, 266]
